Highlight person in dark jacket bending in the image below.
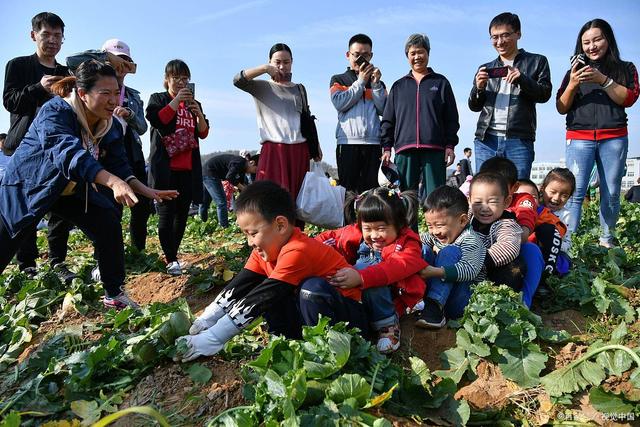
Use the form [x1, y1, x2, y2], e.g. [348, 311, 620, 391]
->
[146, 59, 209, 275]
[380, 33, 459, 205]
[0, 60, 177, 309]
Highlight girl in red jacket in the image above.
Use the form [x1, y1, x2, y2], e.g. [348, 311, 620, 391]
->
[317, 187, 427, 354]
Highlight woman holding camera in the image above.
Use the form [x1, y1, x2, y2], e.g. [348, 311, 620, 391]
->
[147, 59, 209, 275]
[557, 19, 638, 248]
[0, 60, 177, 309]
[233, 43, 321, 203]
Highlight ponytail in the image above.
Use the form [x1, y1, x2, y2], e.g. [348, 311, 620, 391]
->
[354, 187, 418, 232]
[51, 76, 77, 97]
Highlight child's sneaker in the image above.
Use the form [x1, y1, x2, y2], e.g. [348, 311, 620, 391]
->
[416, 298, 446, 329]
[376, 321, 401, 354]
[167, 261, 182, 275]
[103, 292, 140, 310]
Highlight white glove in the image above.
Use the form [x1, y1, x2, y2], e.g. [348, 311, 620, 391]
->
[189, 301, 226, 335]
[175, 314, 240, 363]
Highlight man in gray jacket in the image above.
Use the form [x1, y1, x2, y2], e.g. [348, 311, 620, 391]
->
[330, 34, 386, 193]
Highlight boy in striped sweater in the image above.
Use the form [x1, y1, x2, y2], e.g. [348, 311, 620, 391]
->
[469, 173, 526, 292]
[416, 185, 487, 328]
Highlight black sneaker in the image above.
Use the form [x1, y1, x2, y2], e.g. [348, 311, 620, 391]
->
[21, 266, 38, 278]
[416, 298, 446, 329]
[53, 263, 77, 284]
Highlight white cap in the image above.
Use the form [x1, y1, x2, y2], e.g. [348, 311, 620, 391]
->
[102, 39, 132, 60]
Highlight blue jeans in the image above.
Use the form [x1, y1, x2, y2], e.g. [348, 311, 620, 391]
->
[520, 242, 543, 308]
[474, 134, 535, 179]
[199, 176, 229, 227]
[354, 242, 396, 329]
[565, 137, 628, 245]
[422, 245, 471, 319]
[299, 277, 369, 335]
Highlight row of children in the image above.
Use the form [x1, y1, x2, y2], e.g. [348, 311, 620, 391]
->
[174, 156, 575, 361]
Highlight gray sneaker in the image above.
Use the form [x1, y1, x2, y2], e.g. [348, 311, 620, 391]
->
[103, 292, 140, 310]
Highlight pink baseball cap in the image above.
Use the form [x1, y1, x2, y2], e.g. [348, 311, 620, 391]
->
[102, 39, 132, 60]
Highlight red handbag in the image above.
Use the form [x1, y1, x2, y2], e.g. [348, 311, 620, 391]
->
[162, 128, 198, 158]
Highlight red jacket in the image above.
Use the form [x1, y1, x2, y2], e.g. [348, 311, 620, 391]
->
[508, 193, 537, 233]
[316, 225, 427, 316]
[528, 205, 567, 244]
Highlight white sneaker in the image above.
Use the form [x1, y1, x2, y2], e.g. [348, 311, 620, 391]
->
[167, 261, 182, 275]
[91, 266, 101, 282]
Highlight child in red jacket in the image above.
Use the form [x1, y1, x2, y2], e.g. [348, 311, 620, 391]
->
[317, 187, 427, 354]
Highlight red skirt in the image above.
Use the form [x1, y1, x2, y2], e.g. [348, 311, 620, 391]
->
[256, 142, 309, 201]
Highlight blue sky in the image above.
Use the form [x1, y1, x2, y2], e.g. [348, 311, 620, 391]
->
[1, 0, 639, 167]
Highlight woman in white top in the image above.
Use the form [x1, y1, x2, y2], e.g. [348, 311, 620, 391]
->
[234, 43, 321, 202]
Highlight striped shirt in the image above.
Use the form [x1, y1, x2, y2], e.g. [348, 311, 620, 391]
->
[421, 225, 487, 282]
[471, 211, 522, 269]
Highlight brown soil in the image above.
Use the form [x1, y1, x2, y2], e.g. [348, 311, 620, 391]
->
[114, 357, 245, 426]
[454, 361, 520, 410]
[550, 342, 589, 370]
[541, 310, 588, 335]
[399, 313, 457, 371]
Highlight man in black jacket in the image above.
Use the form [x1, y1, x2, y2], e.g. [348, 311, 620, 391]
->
[625, 178, 640, 203]
[468, 12, 551, 180]
[2, 12, 74, 282]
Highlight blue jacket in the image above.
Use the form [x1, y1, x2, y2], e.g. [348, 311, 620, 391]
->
[381, 69, 459, 154]
[0, 96, 132, 237]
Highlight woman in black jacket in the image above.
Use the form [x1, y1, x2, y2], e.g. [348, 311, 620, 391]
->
[557, 19, 639, 248]
[146, 59, 209, 275]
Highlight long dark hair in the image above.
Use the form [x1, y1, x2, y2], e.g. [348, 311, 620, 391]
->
[574, 18, 627, 85]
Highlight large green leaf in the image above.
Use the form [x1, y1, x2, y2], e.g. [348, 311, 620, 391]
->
[541, 357, 606, 396]
[496, 343, 548, 388]
[589, 386, 636, 413]
[326, 374, 371, 408]
[434, 347, 469, 384]
[188, 363, 213, 385]
[456, 329, 490, 357]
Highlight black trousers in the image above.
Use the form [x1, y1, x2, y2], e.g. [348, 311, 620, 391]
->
[0, 197, 125, 296]
[15, 213, 72, 269]
[534, 223, 563, 275]
[128, 161, 152, 251]
[157, 171, 193, 263]
[336, 145, 381, 194]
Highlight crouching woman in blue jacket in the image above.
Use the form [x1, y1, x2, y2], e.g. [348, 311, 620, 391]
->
[0, 60, 177, 309]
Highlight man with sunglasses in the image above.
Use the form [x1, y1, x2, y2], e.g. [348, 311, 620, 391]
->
[469, 12, 552, 181]
[330, 33, 387, 194]
[2, 12, 76, 282]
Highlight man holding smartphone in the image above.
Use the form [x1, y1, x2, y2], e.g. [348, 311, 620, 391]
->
[330, 34, 387, 193]
[468, 12, 551, 180]
[2, 12, 75, 282]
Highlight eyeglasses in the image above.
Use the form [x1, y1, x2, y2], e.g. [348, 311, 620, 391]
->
[170, 75, 190, 83]
[490, 32, 514, 42]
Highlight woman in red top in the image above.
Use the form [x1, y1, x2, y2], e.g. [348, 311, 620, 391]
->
[147, 59, 209, 274]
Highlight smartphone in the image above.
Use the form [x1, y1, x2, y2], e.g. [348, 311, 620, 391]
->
[355, 55, 369, 68]
[570, 54, 587, 70]
[486, 66, 509, 78]
[281, 72, 292, 82]
[187, 82, 195, 98]
[54, 64, 67, 76]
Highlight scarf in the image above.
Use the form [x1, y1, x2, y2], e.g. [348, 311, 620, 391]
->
[61, 90, 113, 195]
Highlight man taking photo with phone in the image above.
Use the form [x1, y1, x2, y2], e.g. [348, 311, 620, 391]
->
[468, 12, 552, 180]
[330, 33, 387, 193]
[2, 12, 75, 282]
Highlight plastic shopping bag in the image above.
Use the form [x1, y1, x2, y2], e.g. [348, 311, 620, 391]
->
[296, 162, 345, 228]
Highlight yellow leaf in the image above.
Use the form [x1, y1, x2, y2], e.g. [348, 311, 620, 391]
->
[222, 269, 235, 281]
